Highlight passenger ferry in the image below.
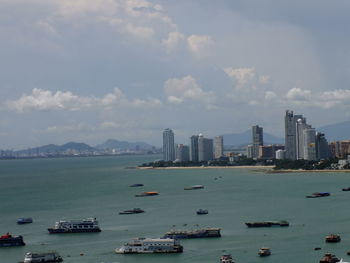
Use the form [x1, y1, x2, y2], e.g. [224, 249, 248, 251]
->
[48, 218, 101, 233]
[24, 252, 63, 263]
[115, 237, 183, 254]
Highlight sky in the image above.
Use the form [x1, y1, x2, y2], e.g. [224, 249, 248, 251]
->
[1, 0, 350, 149]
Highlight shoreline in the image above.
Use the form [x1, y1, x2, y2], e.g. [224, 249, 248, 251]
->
[137, 166, 350, 173]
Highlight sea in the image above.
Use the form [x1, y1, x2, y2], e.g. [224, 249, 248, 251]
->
[1, 155, 350, 263]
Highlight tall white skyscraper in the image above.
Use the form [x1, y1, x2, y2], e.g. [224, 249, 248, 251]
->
[163, 128, 175, 161]
[214, 136, 224, 159]
[285, 110, 303, 160]
[176, 144, 190, 162]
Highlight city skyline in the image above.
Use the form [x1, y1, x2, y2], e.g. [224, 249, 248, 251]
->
[1, 1, 350, 149]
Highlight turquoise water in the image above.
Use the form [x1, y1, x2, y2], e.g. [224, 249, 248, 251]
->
[1, 155, 350, 263]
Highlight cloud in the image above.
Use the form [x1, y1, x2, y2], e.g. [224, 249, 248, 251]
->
[5, 88, 162, 113]
[162, 31, 185, 53]
[285, 87, 311, 101]
[164, 75, 215, 107]
[187, 35, 214, 58]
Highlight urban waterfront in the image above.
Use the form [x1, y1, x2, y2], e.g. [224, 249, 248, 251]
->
[1, 155, 350, 263]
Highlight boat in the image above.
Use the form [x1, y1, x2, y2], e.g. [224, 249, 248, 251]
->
[184, 185, 204, 190]
[245, 220, 289, 227]
[17, 218, 33, 224]
[342, 187, 350, 191]
[319, 253, 340, 263]
[135, 191, 159, 197]
[130, 184, 144, 187]
[196, 209, 208, 215]
[0, 233, 25, 247]
[220, 254, 235, 263]
[115, 237, 183, 254]
[258, 247, 271, 257]
[306, 192, 330, 198]
[119, 208, 145, 214]
[163, 227, 221, 239]
[48, 218, 101, 233]
[325, 234, 341, 243]
[24, 252, 63, 263]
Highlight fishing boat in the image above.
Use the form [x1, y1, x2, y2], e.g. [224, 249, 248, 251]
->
[319, 253, 340, 263]
[258, 247, 271, 256]
[306, 192, 330, 198]
[130, 184, 144, 187]
[325, 234, 341, 243]
[196, 209, 208, 215]
[184, 185, 204, 190]
[119, 208, 145, 214]
[220, 254, 234, 263]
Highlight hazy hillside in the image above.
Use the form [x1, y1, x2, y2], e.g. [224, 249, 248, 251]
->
[95, 139, 154, 151]
[317, 120, 350, 141]
[223, 130, 284, 146]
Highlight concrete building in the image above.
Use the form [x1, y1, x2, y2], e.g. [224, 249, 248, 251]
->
[329, 140, 350, 159]
[315, 132, 330, 160]
[190, 135, 199, 162]
[252, 125, 263, 159]
[162, 128, 175, 161]
[198, 134, 213, 162]
[295, 117, 309, 160]
[247, 145, 253, 158]
[276, 149, 286, 159]
[284, 110, 303, 160]
[176, 144, 190, 162]
[258, 145, 285, 160]
[214, 136, 224, 159]
[303, 128, 317, 161]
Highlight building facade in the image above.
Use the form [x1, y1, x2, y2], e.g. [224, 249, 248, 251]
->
[176, 144, 190, 162]
[252, 125, 263, 159]
[162, 128, 175, 161]
[198, 134, 213, 162]
[214, 136, 224, 159]
[315, 132, 330, 160]
[190, 135, 199, 162]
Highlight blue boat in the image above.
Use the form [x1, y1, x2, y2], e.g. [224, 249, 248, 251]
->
[17, 218, 33, 224]
[130, 184, 144, 187]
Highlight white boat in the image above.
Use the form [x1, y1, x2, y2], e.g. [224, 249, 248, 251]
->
[24, 252, 63, 263]
[48, 218, 101, 233]
[220, 254, 234, 263]
[115, 237, 183, 254]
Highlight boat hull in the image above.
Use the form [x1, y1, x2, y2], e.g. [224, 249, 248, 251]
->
[48, 228, 101, 234]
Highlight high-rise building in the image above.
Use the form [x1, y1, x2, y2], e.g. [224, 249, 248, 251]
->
[258, 145, 285, 160]
[315, 132, 330, 160]
[295, 117, 310, 160]
[275, 149, 286, 159]
[176, 144, 190, 162]
[247, 145, 253, 158]
[162, 128, 175, 161]
[284, 110, 304, 160]
[198, 134, 213, 162]
[190, 135, 199, 162]
[252, 125, 263, 159]
[303, 128, 316, 161]
[214, 136, 224, 159]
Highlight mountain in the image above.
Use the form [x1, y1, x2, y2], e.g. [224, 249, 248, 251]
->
[223, 130, 284, 146]
[15, 142, 96, 155]
[95, 139, 154, 151]
[317, 120, 350, 141]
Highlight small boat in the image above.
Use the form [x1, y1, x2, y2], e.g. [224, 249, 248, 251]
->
[319, 253, 340, 263]
[306, 192, 330, 198]
[325, 234, 341, 243]
[17, 218, 33, 224]
[220, 254, 235, 263]
[23, 252, 63, 263]
[184, 185, 204, 190]
[245, 220, 289, 227]
[130, 184, 144, 187]
[119, 208, 145, 214]
[196, 209, 208, 215]
[342, 187, 350, 191]
[258, 247, 271, 257]
[135, 191, 159, 197]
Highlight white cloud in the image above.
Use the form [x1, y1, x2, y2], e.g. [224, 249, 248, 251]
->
[5, 88, 162, 113]
[223, 67, 257, 89]
[285, 87, 311, 101]
[55, 0, 118, 17]
[187, 35, 214, 58]
[162, 31, 185, 53]
[164, 75, 215, 106]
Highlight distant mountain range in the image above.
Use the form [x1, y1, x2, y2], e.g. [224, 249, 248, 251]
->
[223, 130, 284, 146]
[13, 139, 156, 155]
[223, 120, 350, 146]
[317, 120, 350, 141]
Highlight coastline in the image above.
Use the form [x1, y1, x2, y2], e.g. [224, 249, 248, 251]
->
[137, 166, 350, 173]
